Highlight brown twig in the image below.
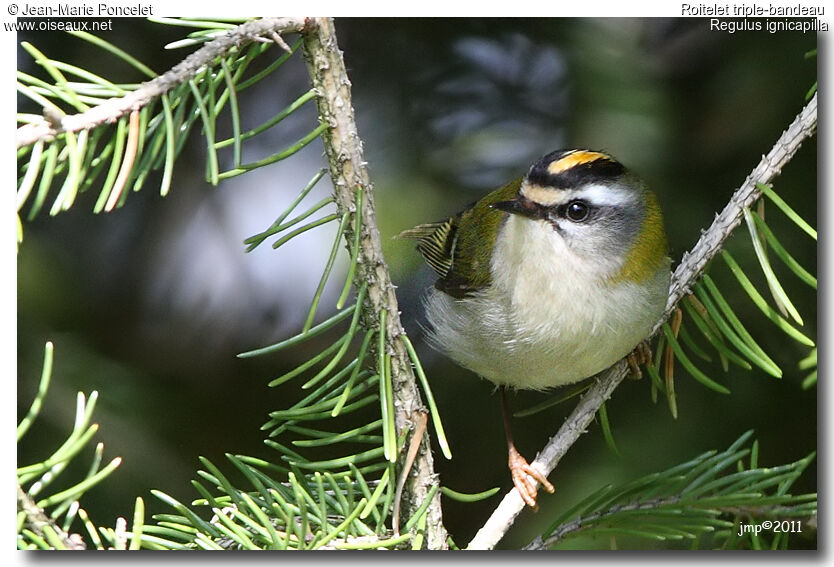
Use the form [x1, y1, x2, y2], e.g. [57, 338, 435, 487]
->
[393, 411, 429, 537]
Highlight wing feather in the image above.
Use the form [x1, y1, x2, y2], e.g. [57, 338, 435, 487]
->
[398, 177, 523, 299]
[397, 219, 457, 279]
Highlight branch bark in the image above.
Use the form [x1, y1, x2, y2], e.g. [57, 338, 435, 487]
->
[16, 17, 309, 148]
[17, 485, 86, 550]
[467, 92, 817, 550]
[659, 92, 818, 326]
[301, 18, 448, 549]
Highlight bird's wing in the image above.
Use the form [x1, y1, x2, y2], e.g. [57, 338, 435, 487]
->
[396, 218, 458, 280]
[399, 215, 481, 299]
[398, 177, 523, 299]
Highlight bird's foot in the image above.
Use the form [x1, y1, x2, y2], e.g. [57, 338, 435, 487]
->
[508, 445, 555, 510]
[627, 340, 653, 380]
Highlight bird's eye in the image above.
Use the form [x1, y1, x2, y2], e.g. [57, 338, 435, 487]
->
[565, 200, 590, 222]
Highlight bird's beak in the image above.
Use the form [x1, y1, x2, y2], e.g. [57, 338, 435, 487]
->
[491, 196, 545, 220]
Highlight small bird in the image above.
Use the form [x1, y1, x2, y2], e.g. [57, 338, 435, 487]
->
[399, 149, 671, 508]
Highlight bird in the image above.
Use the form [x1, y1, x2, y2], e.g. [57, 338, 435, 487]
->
[398, 149, 671, 508]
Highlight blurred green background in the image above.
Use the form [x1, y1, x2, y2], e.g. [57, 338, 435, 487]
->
[17, 18, 817, 549]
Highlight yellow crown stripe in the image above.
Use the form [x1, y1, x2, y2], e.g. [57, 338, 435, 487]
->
[547, 150, 610, 175]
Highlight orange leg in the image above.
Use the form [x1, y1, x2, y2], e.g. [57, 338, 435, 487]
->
[501, 387, 555, 509]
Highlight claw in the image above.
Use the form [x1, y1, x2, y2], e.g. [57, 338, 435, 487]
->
[508, 445, 554, 509]
[501, 386, 555, 509]
[627, 340, 653, 379]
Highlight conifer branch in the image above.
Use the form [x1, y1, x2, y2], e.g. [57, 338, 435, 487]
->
[16, 17, 309, 148]
[18, 484, 86, 549]
[660, 92, 818, 327]
[467, 93, 817, 550]
[301, 17, 447, 549]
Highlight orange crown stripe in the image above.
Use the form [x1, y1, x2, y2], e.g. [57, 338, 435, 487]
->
[546, 150, 610, 175]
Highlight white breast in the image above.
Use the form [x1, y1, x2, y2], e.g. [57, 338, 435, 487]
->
[425, 215, 670, 390]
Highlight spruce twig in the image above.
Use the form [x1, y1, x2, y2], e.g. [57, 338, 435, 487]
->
[16, 18, 309, 148]
[17, 485, 86, 550]
[301, 17, 447, 549]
